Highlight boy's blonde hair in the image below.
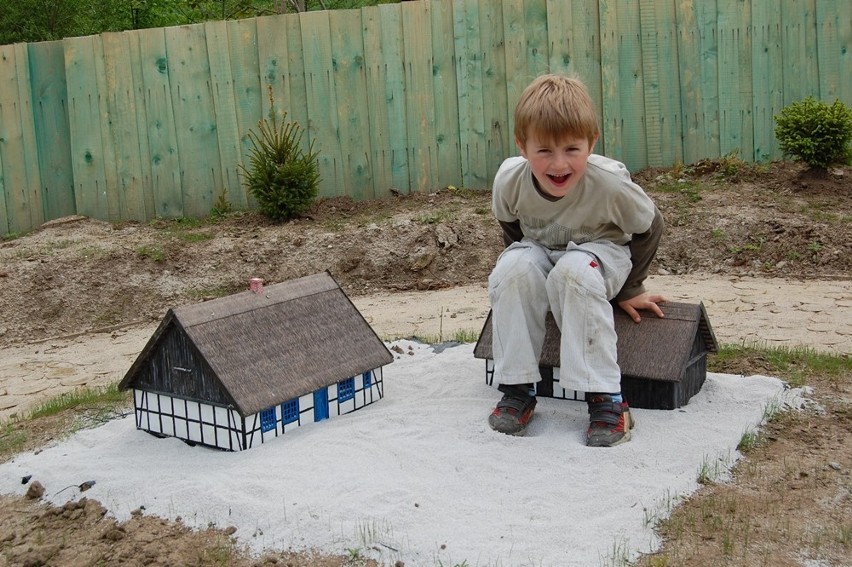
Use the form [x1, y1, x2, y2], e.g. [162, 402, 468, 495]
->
[513, 74, 599, 147]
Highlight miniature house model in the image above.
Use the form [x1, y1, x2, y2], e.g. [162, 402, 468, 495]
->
[473, 302, 718, 410]
[119, 272, 393, 451]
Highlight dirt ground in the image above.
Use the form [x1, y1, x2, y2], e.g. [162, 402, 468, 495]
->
[0, 159, 850, 566]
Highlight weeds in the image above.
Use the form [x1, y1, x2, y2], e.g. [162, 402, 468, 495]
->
[0, 423, 28, 456]
[186, 284, 240, 300]
[28, 383, 128, 420]
[710, 343, 850, 388]
[137, 245, 165, 262]
[211, 189, 234, 218]
[416, 209, 457, 224]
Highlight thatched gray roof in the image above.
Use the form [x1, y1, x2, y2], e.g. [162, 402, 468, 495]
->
[473, 302, 718, 383]
[120, 272, 393, 416]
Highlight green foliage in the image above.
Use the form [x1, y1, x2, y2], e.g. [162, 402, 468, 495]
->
[211, 189, 234, 218]
[0, 1, 401, 44]
[240, 96, 321, 222]
[774, 96, 852, 169]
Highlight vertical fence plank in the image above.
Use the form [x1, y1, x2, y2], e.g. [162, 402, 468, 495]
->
[102, 32, 147, 222]
[28, 41, 74, 222]
[165, 24, 222, 218]
[227, 18, 261, 209]
[640, 0, 663, 167]
[697, 0, 721, 159]
[137, 27, 182, 218]
[781, 0, 810, 107]
[0, 141, 6, 235]
[205, 20, 244, 209]
[430, 0, 462, 189]
[329, 9, 373, 199]
[479, 0, 509, 183]
[127, 32, 157, 220]
[599, 0, 620, 159]
[402, 1, 438, 192]
[751, 0, 783, 162]
[362, 5, 393, 196]
[568, 0, 604, 144]
[64, 36, 110, 221]
[718, 0, 753, 159]
[257, 15, 292, 126]
[832, 1, 852, 105]
[0, 43, 42, 233]
[378, 3, 409, 193]
[674, 1, 704, 164]
[502, 0, 530, 142]
[91, 36, 122, 221]
[301, 10, 344, 198]
[284, 14, 310, 154]
[801, 0, 821, 103]
[642, 0, 682, 167]
[546, 0, 573, 77]
[14, 44, 44, 229]
[524, 0, 549, 79]
[455, 0, 487, 188]
[819, 0, 852, 106]
[617, 0, 647, 169]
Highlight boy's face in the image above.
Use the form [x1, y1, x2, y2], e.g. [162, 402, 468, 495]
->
[516, 132, 596, 198]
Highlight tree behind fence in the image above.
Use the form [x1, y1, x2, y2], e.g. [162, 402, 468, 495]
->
[0, 0, 849, 234]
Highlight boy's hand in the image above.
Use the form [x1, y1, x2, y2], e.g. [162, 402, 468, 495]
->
[618, 292, 666, 323]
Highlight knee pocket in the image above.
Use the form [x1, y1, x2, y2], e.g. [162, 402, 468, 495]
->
[548, 253, 605, 294]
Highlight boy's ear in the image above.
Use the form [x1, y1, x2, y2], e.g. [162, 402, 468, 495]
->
[590, 135, 599, 153]
[515, 137, 527, 157]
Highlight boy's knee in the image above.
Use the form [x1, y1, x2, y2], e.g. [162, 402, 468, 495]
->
[548, 253, 605, 293]
[489, 247, 547, 290]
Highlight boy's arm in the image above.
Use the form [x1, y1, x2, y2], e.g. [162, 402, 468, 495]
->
[498, 220, 524, 247]
[615, 205, 664, 303]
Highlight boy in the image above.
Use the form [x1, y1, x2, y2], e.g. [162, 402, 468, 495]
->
[487, 74, 666, 447]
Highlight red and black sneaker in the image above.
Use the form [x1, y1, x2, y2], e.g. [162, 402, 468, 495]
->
[488, 392, 537, 436]
[586, 395, 635, 447]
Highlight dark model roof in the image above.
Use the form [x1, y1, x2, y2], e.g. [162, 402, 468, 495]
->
[473, 301, 718, 383]
[120, 272, 394, 416]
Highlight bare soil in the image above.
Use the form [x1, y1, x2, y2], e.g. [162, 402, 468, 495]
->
[0, 160, 850, 566]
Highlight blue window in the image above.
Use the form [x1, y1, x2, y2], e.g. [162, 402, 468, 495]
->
[281, 399, 299, 424]
[260, 407, 276, 433]
[363, 370, 372, 388]
[338, 377, 355, 402]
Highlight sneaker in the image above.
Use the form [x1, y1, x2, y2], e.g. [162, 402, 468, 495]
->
[586, 395, 634, 447]
[488, 392, 537, 436]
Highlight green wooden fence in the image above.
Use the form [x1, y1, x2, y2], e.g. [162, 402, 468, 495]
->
[0, 0, 850, 234]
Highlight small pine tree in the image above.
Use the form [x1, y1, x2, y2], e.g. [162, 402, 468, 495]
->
[240, 92, 320, 221]
[774, 96, 852, 170]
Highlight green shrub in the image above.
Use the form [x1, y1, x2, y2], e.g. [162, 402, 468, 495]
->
[774, 96, 852, 169]
[240, 98, 320, 221]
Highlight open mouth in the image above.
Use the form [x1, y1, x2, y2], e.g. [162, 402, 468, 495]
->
[548, 173, 570, 184]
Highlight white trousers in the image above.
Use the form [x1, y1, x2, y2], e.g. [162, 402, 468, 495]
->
[487, 239, 632, 393]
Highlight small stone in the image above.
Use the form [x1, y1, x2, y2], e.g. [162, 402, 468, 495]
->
[25, 480, 45, 500]
[828, 462, 841, 471]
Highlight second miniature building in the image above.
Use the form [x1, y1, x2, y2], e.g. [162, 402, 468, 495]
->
[118, 272, 394, 451]
[473, 302, 718, 410]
